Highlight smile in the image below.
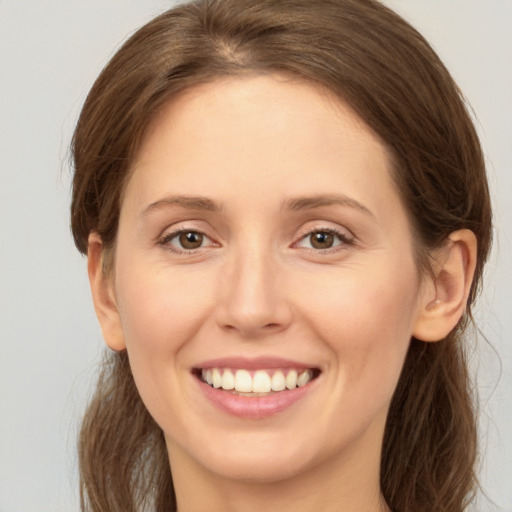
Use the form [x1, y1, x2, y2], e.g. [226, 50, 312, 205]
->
[198, 367, 319, 395]
[193, 359, 322, 418]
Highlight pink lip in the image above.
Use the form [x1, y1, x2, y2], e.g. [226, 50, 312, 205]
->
[197, 380, 315, 419]
[194, 356, 314, 370]
[193, 362, 320, 419]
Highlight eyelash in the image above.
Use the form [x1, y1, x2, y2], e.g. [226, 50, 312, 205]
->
[293, 227, 354, 252]
[158, 229, 218, 254]
[157, 226, 354, 254]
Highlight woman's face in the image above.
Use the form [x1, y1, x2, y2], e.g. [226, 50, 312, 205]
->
[109, 75, 430, 483]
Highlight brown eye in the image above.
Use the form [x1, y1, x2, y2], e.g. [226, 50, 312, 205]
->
[309, 232, 335, 249]
[178, 231, 204, 249]
[159, 229, 218, 254]
[295, 228, 351, 252]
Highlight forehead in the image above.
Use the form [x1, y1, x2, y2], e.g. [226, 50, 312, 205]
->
[125, 74, 402, 223]
[142, 74, 384, 156]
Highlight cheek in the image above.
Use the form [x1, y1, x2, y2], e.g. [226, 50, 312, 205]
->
[113, 265, 219, 428]
[115, 265, 216, 354]
[301, 264, 418, 334]
[298, 266, 419, 389]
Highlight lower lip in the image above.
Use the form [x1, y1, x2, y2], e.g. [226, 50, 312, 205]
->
[196, 377, 318, 419]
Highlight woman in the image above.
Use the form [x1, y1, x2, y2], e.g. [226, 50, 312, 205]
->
[70, 0, 492, 510]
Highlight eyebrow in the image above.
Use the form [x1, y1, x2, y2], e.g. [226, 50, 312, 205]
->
[141, 195, 222, 216]
[141, 193, 374, 218]
[283, 194, 374, 217]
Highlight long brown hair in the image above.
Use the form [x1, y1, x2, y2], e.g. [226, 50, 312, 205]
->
[71, 1, 492, 510]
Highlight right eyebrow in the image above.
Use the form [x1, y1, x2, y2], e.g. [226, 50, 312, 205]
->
[140, 195, 223, 217]
[283, 194, 375, 218]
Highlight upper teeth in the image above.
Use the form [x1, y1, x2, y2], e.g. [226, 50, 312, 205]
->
[201, 368, 314, 393]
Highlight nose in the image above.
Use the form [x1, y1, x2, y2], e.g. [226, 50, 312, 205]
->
[215, 245, 293, 339]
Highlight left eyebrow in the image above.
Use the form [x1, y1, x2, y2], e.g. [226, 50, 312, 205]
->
[283, 194, 375, 218]
[140, 195, 223, 217]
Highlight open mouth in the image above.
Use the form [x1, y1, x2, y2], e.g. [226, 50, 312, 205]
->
[193, 367, 321, 396]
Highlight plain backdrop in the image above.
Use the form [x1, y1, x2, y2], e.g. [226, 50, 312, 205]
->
[0, 1, 510, 511]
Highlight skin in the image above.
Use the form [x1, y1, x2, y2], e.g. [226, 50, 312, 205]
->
[88, 74, 477, 512]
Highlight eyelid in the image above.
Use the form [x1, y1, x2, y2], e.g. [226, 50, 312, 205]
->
[292, 223, 355, 250]
[155, 221, 354, 254]
[157, 224, 220, 254]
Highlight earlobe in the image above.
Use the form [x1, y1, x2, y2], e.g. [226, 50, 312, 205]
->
[413, 229, 477, 342]
[87, 233, 126, 351]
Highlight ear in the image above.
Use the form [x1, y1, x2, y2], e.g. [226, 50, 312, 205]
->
[87, 232, 126, 351]
[413, 229, 477, 342]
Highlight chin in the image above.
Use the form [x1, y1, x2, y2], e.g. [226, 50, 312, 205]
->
[166, 419, 359, 486]
[195, 445, 319, 484]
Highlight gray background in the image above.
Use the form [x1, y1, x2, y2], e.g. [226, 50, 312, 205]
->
[0, 1, 510, 510]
